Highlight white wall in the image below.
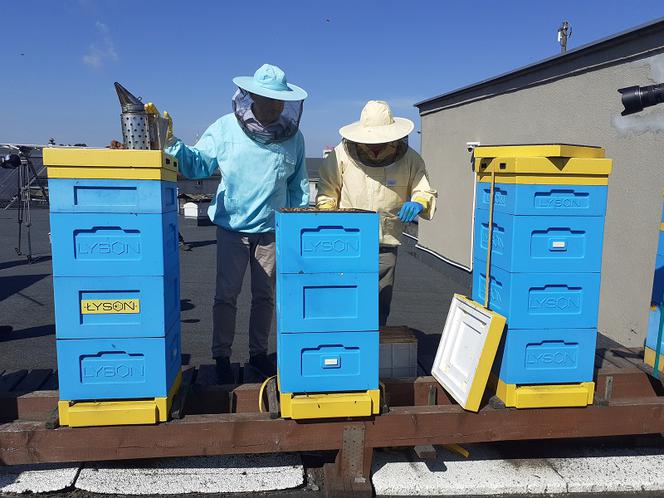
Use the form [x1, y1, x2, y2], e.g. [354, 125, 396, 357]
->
[419, 53, 664, 346]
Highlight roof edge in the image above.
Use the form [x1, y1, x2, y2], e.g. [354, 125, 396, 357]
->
[415, 17, 664, 110]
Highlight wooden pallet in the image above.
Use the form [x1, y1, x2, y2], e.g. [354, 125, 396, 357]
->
[0, 348, 662, 497]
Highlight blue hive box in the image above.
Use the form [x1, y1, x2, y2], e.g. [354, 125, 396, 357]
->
[495, 327, 597, 385]
[278, 330, 379, 393]
[48, 179, 178, 214]
[472, 259, 601, 329]
[653, 254, 664, 305]
[53, 267, 180, 339]
[475, 183, 608, 217]
[57, 320, 181, 401]
[276, 272, 378, 333]
[473, 211, 605, 273]
[658, 230, 664, 256]
[646, 305, 662, 351]
[50, 211, 179, 277]
[275, 210, 379, 274]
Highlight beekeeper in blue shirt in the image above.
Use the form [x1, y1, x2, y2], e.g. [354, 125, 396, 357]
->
[149, 64, 309, 383]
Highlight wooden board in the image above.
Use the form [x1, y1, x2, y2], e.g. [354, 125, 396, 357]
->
[3, 395, 664, 465]
[1, 346, 663, 469]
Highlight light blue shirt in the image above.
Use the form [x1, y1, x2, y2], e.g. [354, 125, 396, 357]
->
[167, 113, 309, 233]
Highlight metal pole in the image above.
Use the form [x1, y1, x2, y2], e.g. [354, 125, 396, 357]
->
[558, 20, 571, 54]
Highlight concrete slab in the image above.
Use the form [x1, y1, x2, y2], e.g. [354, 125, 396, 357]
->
[75, 453, 304, 495]
[548, 446, 664, 494]
[372, 446, 566, 496]
[373, 444, 664, 496]
[0, 463, 80, 494]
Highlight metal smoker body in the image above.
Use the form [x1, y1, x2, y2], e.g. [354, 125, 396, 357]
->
[114, 82, 169, 150]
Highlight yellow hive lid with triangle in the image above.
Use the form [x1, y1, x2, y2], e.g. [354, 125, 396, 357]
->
[474, 143, 606, 159]
[43, 147, 178, 182]
[474, 144, 612, 186]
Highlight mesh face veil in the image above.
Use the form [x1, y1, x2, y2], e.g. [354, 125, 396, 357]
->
[344, 137, 409, 168]
[232, 89, 303, 144]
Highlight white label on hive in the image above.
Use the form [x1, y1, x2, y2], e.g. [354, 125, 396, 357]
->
[324, 358, 339, 366]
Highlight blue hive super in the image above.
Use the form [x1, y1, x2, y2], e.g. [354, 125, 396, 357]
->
[43, 147, 182, 427]
[275, 209, 381, 419]
[471, 144, 612, 408]
[644, 190, 664, 373]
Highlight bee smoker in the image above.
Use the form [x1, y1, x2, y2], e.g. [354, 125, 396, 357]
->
[114, 82, 169, 150]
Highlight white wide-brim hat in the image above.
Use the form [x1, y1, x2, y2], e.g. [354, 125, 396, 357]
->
[233, 63, 307, 102]
[339, 100, 414, 144]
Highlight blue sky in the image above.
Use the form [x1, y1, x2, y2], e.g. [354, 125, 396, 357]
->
[1, 1, 663, 156]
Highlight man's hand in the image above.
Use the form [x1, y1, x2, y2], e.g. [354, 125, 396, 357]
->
[398, 201, 424, 223]
[316, 200, 336, 210]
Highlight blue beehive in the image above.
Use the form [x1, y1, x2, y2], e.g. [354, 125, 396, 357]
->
[472, 145, 611, 389]
[475, 183, 608, 217]
[275, 209, 379, 394]
[494, 327, 597, 385]
[50, 211, 179, 277]
[278, 330, 379, 393]
[653, 254, 664, 305]
[473, 211, 605, 273]
[646, 305, 662, 351]
[52, 268, 180, 339]
[48, 179, 178, 214]
[57, 320, 181, 401]
[276, 272, 378, 333]
[473, 260, 601, 330]
[276, 211, 379, 274]
[45, 150, 182, 414]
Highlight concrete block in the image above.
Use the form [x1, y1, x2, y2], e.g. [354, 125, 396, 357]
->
[76, 453, 304, 495]
[0, 463, 80, 494]
[372, 445, 566, 496]
[547, 446, 664, 494]
[380, 326, 418, 378]
[373, 444, 664, 496]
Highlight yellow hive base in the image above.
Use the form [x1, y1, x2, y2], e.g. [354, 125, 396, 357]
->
[280, 390, 380, 420]
[495, 379, 594, 409]
[59, 370, 182, 427]
[644, 347, 664, 374]
[43, 148, 178, 182]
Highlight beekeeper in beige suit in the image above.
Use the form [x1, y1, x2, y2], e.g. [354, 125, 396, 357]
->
[317, 100, 437, 325]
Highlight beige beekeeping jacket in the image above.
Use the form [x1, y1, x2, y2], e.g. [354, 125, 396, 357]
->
[316, 143, 437, 246]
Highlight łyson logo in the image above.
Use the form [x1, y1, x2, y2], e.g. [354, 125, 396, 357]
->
[77, 241, 141, 256]
[529, 296, 580, 311]
[484, 191, 506, 206]
[526, 350, 577, 368]
[80, 299, 140, 314]
[535, 197, 588, 209]
[82, 364, 145, 380]
[302, 238, 359, 255]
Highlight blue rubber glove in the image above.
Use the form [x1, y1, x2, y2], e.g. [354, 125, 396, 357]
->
[398, 201, 424, 223]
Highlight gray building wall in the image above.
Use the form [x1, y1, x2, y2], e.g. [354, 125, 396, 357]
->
[418, 49, 664, 347]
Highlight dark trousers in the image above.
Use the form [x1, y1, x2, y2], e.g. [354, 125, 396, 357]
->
[212, 227, 276, 358]
[379, 246, 398, 326]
